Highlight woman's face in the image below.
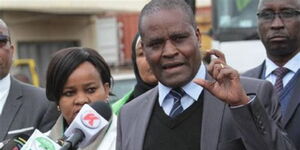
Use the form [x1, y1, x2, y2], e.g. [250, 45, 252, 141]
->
[59, 61, 110, 124]
[136, 40, 157, 85]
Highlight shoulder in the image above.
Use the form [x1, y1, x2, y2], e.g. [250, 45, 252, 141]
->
[119, 87, 158, 117]
[123, 87, 157, 109]
[112, 90, 134, 115]
[242, 62, 265, 77]
[11, 77, 49, 104]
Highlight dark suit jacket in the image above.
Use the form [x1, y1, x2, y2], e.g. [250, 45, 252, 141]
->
[117, 75, 295, 150]
[244, 62, 300, 149]
[0, 77, 59, 141]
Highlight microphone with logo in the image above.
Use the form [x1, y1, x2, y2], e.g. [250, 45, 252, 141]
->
[0, 134, 29, 150]
[60, 101, 112, 150]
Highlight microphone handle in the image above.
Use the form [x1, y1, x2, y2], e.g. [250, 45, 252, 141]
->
[60, 142, 72, 150]
[60, 129, 84, 150]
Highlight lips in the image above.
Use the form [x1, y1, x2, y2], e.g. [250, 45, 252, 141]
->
[162, 62, 184, 70]
[269, 35, 288, 42]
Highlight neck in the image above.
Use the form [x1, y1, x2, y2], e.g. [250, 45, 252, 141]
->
[268, 50, 299, 67]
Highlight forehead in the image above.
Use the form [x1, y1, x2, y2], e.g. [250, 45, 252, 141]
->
[258, 0, 300, 10]
[140, 9, 193, 39]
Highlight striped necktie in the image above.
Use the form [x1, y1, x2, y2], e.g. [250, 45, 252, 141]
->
[273, 67, 290, 97]
[169, 88, 185, 118]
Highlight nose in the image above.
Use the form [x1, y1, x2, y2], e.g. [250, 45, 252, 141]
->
[74, 93, 90, 105]
[270, 15, 284, 29]
[162, 40, 178, 58]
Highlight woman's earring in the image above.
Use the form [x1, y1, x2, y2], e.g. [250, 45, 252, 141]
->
[57, 106, 61, 112]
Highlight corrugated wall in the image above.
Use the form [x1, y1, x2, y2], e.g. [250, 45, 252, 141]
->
[117, 13, 139, 65]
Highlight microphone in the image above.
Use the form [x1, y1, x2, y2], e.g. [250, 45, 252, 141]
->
[0, 134, 29, 150]
[20, 129, 61, 150]
[61, 101, 112, 150]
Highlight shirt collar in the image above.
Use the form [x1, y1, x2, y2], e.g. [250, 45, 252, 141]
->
[158, 63, 206, 105]
[0, 74, 11, 93]
[265, 52, 300, 78]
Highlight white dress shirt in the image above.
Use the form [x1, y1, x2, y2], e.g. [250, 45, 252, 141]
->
[158, 64, 206, 115]
[265, 52, 300, 87]
[0, 74, 11, 115]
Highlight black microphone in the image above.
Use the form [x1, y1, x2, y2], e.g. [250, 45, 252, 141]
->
[60, 101, 112, 150]
[0, 134, 29, 150]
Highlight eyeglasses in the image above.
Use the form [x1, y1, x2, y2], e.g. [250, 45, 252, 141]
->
[0, 35, 10, 47]
[257, 9, 300, 21]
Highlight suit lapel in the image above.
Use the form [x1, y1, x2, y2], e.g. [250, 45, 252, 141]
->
[201, 74, 226, 150]
[0, 78, 23, 141]
[243, 61, 265, 79]
[282, 79, 300, 127]
[134, 87, 158, 150]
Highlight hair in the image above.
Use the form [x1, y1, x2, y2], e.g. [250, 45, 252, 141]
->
[138, 0, 196, 38]
[0, 19, 12, 43]
[46, 47, 113, 104]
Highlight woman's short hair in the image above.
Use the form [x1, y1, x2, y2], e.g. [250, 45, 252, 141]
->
[46, 47, 112, 104]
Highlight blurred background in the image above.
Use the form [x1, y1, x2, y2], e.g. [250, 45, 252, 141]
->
[0, 0, 264, 101]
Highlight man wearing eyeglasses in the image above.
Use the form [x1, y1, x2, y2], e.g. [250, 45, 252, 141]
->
[244, 0, 300, 149]
[0, 19, 59, 141]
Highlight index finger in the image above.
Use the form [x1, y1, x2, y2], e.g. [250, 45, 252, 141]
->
[206, 49, 226, 64]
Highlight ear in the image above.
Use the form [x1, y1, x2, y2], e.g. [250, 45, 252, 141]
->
[141, 40, 145, 51]
[103, 82, 110, 99]
[196, 28, 201, 42]
[10, 45, 15, 55]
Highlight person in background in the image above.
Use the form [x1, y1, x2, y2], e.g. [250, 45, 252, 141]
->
[116, 0, 295, 149]
[0, 18, 59, 141]
[243, 0, 300, 148]
[112, 33, 157, 115]
[46, 47, 116, 150]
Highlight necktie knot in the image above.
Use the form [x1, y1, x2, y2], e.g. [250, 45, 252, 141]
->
[170, 88, 185, 100]
[273, 67, 290, 79]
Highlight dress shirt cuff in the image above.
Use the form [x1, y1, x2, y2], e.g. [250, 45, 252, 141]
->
[230, 95, 256, 109]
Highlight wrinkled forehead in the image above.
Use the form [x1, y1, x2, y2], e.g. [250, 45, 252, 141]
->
[258, 0, 300, 11]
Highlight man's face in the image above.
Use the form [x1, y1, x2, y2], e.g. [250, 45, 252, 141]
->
[140, 9, 201, 88]
[257, 0, 300, 59]
[0, 22, 14, 79]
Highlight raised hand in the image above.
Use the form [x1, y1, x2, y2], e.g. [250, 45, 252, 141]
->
[194, 50, 249, 106]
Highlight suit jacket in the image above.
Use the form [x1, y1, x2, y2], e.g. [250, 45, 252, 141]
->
[117, 74, 295, 150]
[0, 77, 59, 141]
[244, 62, 300, 149]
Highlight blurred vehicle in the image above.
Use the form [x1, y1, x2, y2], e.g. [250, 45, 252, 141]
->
[110, 73, 136, 103]
[12, 59, 40, 87]
[211, 0, 266, 72]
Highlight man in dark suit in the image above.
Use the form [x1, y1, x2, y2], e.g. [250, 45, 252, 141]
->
[243, 0, 300, 149]
[116, 0, 295, 150]
[0, 19, 59, 141]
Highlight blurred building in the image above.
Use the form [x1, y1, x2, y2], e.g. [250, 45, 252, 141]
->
[0, 0, 211, 86]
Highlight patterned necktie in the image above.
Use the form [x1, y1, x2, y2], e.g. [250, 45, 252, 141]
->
[273, 67, 290, 97]
[169, 88, 185, 118]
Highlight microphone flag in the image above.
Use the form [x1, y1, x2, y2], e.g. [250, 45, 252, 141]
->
[21, 129, 61, 150]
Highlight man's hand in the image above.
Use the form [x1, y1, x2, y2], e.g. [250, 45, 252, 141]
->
[194, 50, 249, 106]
